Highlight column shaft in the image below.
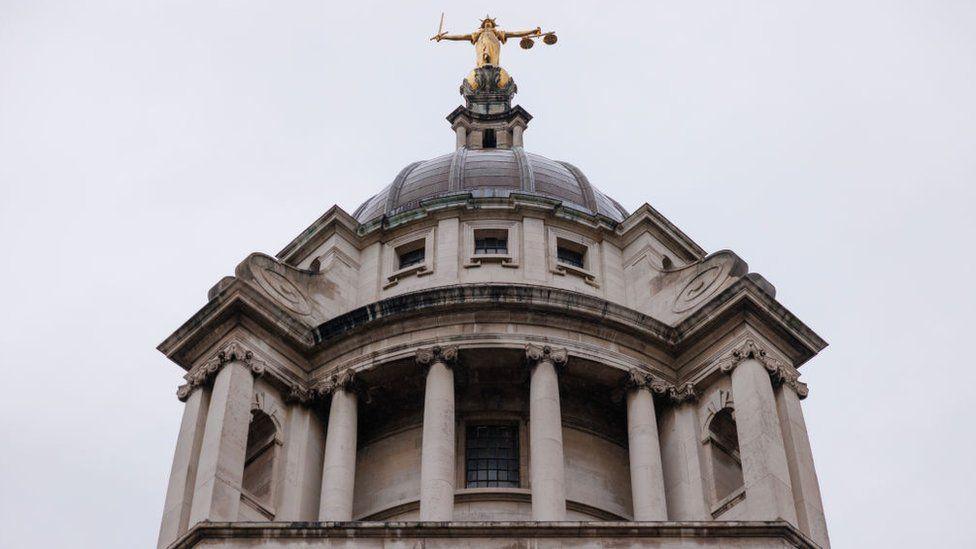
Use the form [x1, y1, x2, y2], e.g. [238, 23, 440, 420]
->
[776, 384, 830, 547]
[529, 358, 566, 521]
[626, 388, 668, 520]
[278, 404, 325, 521]
[187, 361, 254, 525]
[157, 386, 210, 548]
[730, 358, 797, 522]
[319, 389, 358, 520]
[419, 361, 456, 521]
[659, 401, 710, 519]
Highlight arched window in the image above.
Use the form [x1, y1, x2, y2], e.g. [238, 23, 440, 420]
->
[241, 409, 279, 517]
[707, 408, 744, 503]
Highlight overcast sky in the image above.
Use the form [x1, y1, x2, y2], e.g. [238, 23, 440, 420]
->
[1, 1, 974, 547]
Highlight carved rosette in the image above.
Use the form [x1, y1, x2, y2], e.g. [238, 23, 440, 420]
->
[525, 344, 568, 369]
[625, 369, 698, 403]
[177, 341, 266, 402]
[415, 345, 459, 369]
[714, 338, 809, 399]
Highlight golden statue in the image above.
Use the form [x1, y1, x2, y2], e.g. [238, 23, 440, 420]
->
[431, 15, 557, 68]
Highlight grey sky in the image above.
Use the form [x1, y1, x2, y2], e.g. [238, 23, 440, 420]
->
[1, 1, 973, 546]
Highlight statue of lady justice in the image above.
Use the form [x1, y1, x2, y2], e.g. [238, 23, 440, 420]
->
[431, 16, 557, 90]
[432, 16, 556, 67]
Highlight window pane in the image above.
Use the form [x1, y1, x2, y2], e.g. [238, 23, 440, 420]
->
[465, 424, 519, 488]
[557, 246, 585, 268]
[398, 247, 425, 269]
[474, 236, 508, 255]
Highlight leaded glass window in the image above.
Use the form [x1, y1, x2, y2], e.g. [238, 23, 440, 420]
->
[465, 424, 519, 488]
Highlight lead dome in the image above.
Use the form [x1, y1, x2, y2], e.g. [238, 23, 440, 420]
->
[354, 149, 629, 223]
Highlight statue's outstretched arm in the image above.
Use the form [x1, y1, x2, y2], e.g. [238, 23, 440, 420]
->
[502, 27, 542, 39]
[435, 33, 474, 42]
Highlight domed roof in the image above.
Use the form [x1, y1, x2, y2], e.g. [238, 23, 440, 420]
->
[353, 148, 629, 223]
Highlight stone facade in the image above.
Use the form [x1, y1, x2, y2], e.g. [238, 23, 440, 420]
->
[156, 64, 830, 548]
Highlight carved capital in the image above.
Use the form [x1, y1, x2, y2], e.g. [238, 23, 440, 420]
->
[714, 338, 807, 398]
[625, 368, 670, 395]
[312, 368, 357, 398]
[625, 369, 697, 404]
[176, 383, 194, 402]
[284, 382, 312, 405]
[525, 344, 568, 367]
[177, 341, 266, 400]
[415, 345, 459, 368]
[667, 382, 698, 403]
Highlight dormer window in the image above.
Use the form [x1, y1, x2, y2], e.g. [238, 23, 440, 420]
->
[556, 240, 586, 269]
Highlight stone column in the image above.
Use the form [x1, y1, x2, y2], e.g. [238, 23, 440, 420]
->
[187, 345, 264, 526]
[157, 384, 211, 548]
[658, 385, 710, 520]
[454, 125, 467, 149]
[526, 344, 567, 521]
[776, 377, 830, 548]
[276, 386, 325, 521]
[318, 370, 358, 521]
[417, 345, 458, 521]
[721, 340, 797, 523]
[624, 370, 669, 521]
[512, 125, 524, 147]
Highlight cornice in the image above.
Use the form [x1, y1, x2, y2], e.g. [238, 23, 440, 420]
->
[276, 205, 362, 265]
[157, 278, 315, 371]
[172, 521, 819, 549]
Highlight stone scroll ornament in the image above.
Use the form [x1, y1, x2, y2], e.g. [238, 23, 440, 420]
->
[626, 368, 697, 403]
[415, 345, 459, 368]
[176, 341, 266, 401]
[524, 344, 568, 368]
[713, 339, 809, 399]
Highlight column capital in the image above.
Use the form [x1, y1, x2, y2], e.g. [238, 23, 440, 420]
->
[625, 369, 698, 403]
[177, 341, 265, 401]
[415, 345, 459, 368]
[625, 368, 670, 395]
[525, 344, 568, 367]
[714, 338, 808, 399]
[311, 368, 357, 399]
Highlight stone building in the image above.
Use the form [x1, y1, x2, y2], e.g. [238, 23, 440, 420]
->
[156, 59, 830, 548]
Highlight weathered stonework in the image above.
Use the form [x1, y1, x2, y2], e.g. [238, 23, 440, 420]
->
[155, 54, 831, 549]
